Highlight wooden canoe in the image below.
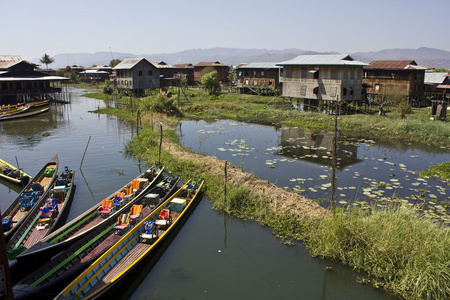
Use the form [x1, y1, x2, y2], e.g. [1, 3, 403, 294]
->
[58, 178, 204, 300]
[0, 158, 31, 186]
[12, 172, 180, 300]
[15, 165, 165, 269]
[0, 107, 50, 122]
[6, 167, 76, 261]
[1, 154, 58, 243]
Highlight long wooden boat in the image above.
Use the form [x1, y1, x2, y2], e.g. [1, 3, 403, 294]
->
[29, 99, 50, 108]
[15, 165, 165, 269]
[0, 158, 31, 186]
[1, 154, 58, 243]
[12, 172, 180, 300]
[0, 105, 31, 116]
[0, 107, 50, 122]
[6, 167, 76, 261]
[58, 178, 204, 300]
[0, 102, 26, 112]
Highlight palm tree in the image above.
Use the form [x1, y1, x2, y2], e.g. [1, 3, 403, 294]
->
[39, 54, 55, 70]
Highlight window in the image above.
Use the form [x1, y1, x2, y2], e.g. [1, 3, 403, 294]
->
[238, 71, 242, 77]
[138, 70, 143, 76]
[148, 70, 153, 76]
[260, 80, 264, 85]
[375, 84, 380, 91]
[313, 87, 319, 94]
[253, 71, 257, 76]
[300, 86, 307, 96]
[261, 71, 264, 76]
[245, 79, 249, 85]
[253, 80, 257, 86]
[343, 88, 347, 96]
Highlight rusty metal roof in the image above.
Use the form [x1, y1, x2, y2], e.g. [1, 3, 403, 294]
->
[113, 58, 153, 70]
[194, 61, 227, 67]
[152, 61, 172, 68]
[173, 63, 194, 69]
[277, 54, 368, 66]
[365, 60, 419, 69]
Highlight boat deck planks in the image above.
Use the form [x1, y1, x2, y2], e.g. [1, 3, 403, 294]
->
[86, 210, 182, 297]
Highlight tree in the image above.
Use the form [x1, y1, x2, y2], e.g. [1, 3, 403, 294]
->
[39, 54, 55, 70]
[109, 59, 122, 68]
[433, 67, 450, 73]
[397, 98, 412, 118]
[103, 81, 114, 98]
[201, 71, 220, 95]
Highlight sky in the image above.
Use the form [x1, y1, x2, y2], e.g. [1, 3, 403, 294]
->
[2, 0, 450, 61]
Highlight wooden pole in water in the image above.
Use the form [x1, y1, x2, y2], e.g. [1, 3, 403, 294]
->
[80, 136, 92, 170]
[158, 124, 162, 165]
[330, 99, 338, 217]
[0, 209, 14, 300]
[224, 161, 227, 206]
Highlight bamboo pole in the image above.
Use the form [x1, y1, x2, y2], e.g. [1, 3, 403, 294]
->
[80, 136, 92, 170]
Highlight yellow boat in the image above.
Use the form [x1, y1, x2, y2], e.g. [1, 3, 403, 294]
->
[0, 158, 31, 186]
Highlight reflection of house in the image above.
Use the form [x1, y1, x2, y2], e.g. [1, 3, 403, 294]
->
[277, 54, 367, 111]
[235, 62, 281, 94]
[173, 63, 194, 85]
[363, 60, 427, 106]
[113, 58, 160, 96]
[0, 55, 69, 105]
[194, 61, 230, 83]
[279, 126, 361, 169]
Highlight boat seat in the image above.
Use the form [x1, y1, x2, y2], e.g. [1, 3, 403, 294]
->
[98, 199, 113, 217]
[154, 208, 171, 228]
[140, 221, 158, 243]
[114, 214, 130, 235]
[113, 192, 124, 209]
[129, 205, 143, 223]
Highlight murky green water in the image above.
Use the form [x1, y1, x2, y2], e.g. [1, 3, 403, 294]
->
[0, 89, 404, 299]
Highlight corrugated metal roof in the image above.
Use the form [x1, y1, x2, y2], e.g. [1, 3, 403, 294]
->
[173, 63, 194, 68]
[0, 76, 69, 81]
[113, 58, 152, 70]
[152, 61, 172, 68]
[0, 55, 22, 62]
[80, 70, 109, 74]
[235, 62, 279, 69]
[365, 60, 418, 69]
[195, 61, 227, 67]
[424, 72, 447, 84]
[277, 54, 368, 66]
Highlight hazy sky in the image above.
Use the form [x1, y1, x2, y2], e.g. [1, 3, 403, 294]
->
[2, 0, 449, 60]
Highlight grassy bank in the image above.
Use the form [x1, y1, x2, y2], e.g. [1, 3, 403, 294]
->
[85, 89, 450, 148]
[87, 91, 450, 299]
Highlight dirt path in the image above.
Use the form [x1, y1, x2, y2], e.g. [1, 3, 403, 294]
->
[159, 130, 327, 220]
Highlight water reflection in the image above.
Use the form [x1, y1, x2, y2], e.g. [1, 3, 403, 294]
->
[279, 127, 362, 169]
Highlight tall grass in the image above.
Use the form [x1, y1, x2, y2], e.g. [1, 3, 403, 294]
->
[307, 206, 450, 299]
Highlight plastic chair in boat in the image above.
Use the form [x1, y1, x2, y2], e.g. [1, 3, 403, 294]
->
[113, 192, 124, 210]
[36, 206, 56, 229]
[114, 214, 130, 235]
[19, 191, 37, 211]
[97, 199, 113, 217]
[154, 208, 171, 228]
[140, 221, 158, 243]
[42, 198, 58, 210]
[129, 205, 143, 223]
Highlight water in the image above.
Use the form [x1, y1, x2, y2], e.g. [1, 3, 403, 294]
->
[1, 89, 396, 299]
[178, 120, 450, 221]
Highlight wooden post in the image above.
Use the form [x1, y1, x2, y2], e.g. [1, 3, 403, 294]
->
[158, 124, 163, 165]
[224, 161, 227, 206]
[330, 99, 338, 217]
[80, 136, 92, 170]
[136, 109, 140, 136]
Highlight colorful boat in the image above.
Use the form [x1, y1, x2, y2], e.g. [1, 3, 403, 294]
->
[0, 107, 50, 122]
[6, 166, 76, 261]
[57, 178, 204, 300]
[0, 158, 31, 186]
[1, 154, 58, 243]
[12, 172, 180, 299]
[15, 165, 165, 270]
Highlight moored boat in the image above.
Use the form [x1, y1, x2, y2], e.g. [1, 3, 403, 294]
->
[0, 158, 31, 186]
[1, 154, 58, 243]
[15, 165, 165, 269]
[6, 166, 76, 261]
[12, 172, 180, 300]
[0, 107, 50, 122]
[57, 178, 204, 300]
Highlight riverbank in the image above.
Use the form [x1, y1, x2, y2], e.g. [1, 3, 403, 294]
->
[87, 90, 449, 299]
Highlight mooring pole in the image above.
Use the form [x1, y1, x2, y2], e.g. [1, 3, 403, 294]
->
[80, 136, 91, 170]
[224, 161, 227, 206]
[158, 124, 163, 165]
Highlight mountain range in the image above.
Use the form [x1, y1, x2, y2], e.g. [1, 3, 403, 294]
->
[34, 47, 450, 69]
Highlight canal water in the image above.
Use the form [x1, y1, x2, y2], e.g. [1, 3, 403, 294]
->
[0, 87, 412, 299]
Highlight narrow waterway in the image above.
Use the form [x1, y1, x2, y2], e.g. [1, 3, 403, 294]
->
[1, 88, 398, 299]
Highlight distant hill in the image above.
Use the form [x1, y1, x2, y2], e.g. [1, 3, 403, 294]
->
[33, 47, 450, 69]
